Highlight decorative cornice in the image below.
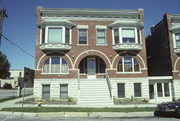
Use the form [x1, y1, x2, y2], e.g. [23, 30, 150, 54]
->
[169, 24, 180, 32]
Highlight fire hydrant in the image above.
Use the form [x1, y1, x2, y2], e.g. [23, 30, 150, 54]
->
[37, 99, 43, 108]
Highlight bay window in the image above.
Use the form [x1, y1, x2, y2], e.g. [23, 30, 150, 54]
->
[175, 32, 180, 47]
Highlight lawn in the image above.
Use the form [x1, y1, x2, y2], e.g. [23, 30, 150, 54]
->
[1, 107, 156, 112]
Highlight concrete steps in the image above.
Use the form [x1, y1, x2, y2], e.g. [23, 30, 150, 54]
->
[77, 79, 113, 106]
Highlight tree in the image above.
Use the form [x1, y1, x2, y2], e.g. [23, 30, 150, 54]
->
[0, 51, 10, 79]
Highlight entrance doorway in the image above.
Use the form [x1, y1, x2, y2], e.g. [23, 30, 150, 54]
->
[87, 58, 96, 78]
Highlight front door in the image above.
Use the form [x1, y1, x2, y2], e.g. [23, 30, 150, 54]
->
[87, 58, 96, 78]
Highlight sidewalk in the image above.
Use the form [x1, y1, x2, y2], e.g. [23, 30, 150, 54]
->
[0, 96, 156, 117]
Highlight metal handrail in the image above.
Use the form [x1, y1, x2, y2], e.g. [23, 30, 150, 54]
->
[105, 69, 113, 101]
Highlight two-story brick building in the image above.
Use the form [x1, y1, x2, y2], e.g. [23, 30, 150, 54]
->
[146, 14, 180, 103]
[34, 7, 149, 105]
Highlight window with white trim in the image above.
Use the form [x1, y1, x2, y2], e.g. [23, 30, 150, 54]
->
[40, 26, 71, 44]
[175, 32, 180, 47]
[113, 27, 140, 44]
[78, 29, 88, 44]
[43, 57, 68, 74]
[117, 57, 140, 73]
[96, 29, 106, 45]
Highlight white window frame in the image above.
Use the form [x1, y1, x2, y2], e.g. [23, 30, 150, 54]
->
[172, 31, 180, 48]
[40, 26, 72, 45]
[42, 57, 69, 74]
[96, 29, 107, 46]
[116, 56, 141, 74]
[112, 27, 140, 45]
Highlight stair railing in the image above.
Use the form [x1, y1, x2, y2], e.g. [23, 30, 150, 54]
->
[105, 69, 114, 102]
[78, 69, 80, 101]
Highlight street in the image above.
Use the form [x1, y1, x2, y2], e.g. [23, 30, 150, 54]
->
[0, 115, 179, 121]
[0, 88, 33, 99]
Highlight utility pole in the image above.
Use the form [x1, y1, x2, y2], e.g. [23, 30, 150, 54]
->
[0, 8, 8, 45]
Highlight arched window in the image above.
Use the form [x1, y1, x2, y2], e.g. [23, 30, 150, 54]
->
[43, 57, 68, 74]
[117, 57, 140, 73]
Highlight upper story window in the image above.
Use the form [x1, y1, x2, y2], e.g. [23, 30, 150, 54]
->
[117, 57, 140, 73]
[43, 57, 68, 74]
[113, 27, 140, 45]
[96, 29, 106, 45]
[40, 26, 71, 45]
[78, 29, 88, 44]
[175, 32, 180, 47]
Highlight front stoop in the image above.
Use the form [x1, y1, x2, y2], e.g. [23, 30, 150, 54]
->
[77, 79, 113, 106]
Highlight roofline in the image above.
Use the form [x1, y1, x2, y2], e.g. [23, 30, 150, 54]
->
[39, 7, 143, 17]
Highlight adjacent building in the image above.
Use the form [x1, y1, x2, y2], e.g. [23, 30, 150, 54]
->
[34, 7, 149, 105]
[146, 14, 180, 102]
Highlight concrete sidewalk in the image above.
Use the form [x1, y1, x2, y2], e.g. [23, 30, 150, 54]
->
[0, 96, 156, 117]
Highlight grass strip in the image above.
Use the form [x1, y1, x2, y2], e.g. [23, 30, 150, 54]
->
[1, 107, 156, 112]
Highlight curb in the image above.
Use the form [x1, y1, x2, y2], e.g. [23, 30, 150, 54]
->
[0, 111, 154, 117]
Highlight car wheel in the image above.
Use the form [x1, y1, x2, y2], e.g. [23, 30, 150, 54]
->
[175, 108, 180, 118]
[154, 111, 159, 117]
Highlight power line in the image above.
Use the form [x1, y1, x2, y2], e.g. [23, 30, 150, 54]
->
[0, 33, 34, 58]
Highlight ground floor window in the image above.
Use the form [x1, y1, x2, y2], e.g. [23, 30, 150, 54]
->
[60, 84, 68, 99]
[42, 85, 50, 99]
[134, 83, 141, 97]
[117, 83, 125, 98]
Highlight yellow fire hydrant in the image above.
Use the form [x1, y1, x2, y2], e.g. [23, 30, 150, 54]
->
[37, 99, 43, 108]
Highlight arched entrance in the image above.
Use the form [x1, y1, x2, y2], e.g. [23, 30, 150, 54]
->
[79, 56, 106, 79]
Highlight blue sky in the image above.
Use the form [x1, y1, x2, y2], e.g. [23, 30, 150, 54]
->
[0, 0, 180, 70]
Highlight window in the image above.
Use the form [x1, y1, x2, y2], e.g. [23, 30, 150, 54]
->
[164, 83, 170, 97]
[134, 83, 141, 97]
[122, 28, 135, 43]
[78, 29, 87, 44]
[40, 26, 71, 44]
[48, 28, 62, 43]
[60, 84, 68, 99]
[157, 83, 163, 97]
[96, 29, 106, 45]
[117, 57, 140, 73]
[41, 28, 45, 44]
[43, 57, 68, 74]
[42, 85, 50, 99]
[117, 83, 125, 98]
[113, 28, 140, 44]
[114, 29, 119, 44]
[175, 33, 180, 47]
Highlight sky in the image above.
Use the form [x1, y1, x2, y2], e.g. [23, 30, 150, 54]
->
[0, 0, 180, 70]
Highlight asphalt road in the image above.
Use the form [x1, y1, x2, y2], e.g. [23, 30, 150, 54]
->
[0, 88, 33, 99]
[0, 115, 179, 121]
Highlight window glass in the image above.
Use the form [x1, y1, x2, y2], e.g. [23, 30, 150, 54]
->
[43, 59, 50, 73]
[97, 29, 106, 44]
[157, 83, 163, 97]
[65, 28, 70, 44]
[79, 29, 87, 44]
[42, 85, 50, 99]
[117, 59, 123, 72]
[122, 28, 135, 43]
[51, 57, 60, 73]
[134, 58, 140, 72]
[134, 83, 141, 97]
[175, 33, 180, 47]
[114, 29, 119, 44]
[48, 28, 62, 43]
[164, 83, 170, 97]
[117, 83, 125, 98]
[61, 59, 68, 73]
[60, 84, 68, 99]
[124, 57, 133, 72]
[41, 28, 45, 44]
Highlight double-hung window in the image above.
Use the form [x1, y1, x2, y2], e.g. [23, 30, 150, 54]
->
[117, 83, 125, 98]
[60, 84, 68, 99]
[96, 29, 106, 45]
[113, 27, 140, 44]
[78, 29, 88, 44]
[42, 85, 50, 99]
[48, 28, 62, 43]
[134, 83, 141, 97]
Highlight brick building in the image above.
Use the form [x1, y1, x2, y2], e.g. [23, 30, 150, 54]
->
[34, 7, 149, 105]
[146, 14, 180, 102]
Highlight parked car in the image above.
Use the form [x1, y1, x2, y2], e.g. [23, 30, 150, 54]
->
[154, 101, 180, 118]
